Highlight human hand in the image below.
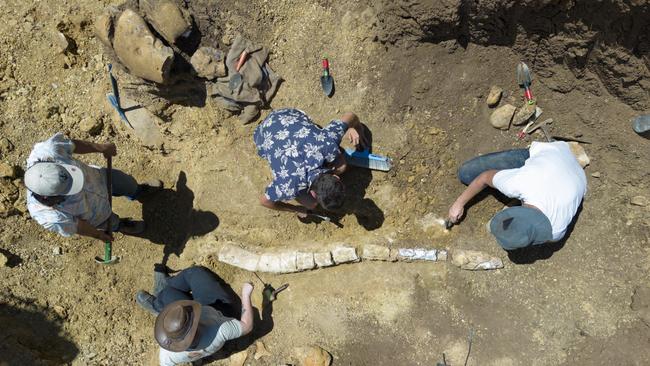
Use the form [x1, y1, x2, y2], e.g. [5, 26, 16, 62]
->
[99, 143, 117, 159]
[448, 201, 465, 224]
[242, 282, 254, 297]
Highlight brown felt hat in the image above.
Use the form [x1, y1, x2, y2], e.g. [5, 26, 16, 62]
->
[154, 300, 202, 352]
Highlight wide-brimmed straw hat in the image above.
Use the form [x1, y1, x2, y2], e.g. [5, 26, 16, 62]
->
[154, 300, 202, 352]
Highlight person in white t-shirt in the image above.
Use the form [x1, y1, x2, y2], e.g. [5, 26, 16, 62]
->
[448, 141, 587, 250]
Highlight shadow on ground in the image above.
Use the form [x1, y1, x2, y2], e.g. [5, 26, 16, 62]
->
[0, 295, 79, 365]
[140, 171, 220, 265]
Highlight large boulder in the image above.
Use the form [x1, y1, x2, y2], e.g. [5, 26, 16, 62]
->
[112, 9, 174, 83]
[139, 0, 192, 44]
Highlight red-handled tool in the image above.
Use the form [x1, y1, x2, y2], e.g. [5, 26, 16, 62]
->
[516, 62, 535, 105]
[320, 57, 334, 97]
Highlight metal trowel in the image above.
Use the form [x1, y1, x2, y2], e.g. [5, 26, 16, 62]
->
[320, 58, 334, 97]
[516, 61, 535, 104]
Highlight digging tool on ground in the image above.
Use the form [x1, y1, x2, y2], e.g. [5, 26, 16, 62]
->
[106, 64, 133, 129]
[320, 57, 334, 97]
[94, 156, 119, 265]
[228, 50, 248, 90]
[253, 272, 288, 302]
[516, 61, 535, 105]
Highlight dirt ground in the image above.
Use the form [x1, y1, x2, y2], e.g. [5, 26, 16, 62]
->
[1, 0, 649, 365]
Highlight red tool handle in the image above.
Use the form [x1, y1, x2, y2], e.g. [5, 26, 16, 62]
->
[524, 87, 534, 101]
[322, 58, 329, 70]
[236, 51, 248, 72]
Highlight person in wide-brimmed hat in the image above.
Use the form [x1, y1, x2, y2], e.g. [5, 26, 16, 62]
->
[146, 267, 254, 365]
[24, 132, 162, 242]
[448, 141, 587, 251]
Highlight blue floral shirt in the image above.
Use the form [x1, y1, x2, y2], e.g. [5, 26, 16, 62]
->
[254, 108, 348, 201]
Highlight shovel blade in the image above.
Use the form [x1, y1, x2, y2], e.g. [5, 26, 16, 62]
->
[321, 75, 334, 97]
[94, 255, 120, 265]
[516, 62, 532, 87]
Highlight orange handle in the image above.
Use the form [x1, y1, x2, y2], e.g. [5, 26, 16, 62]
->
[236, 51, 248, 72]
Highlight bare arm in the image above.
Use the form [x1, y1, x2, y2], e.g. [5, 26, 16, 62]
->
[448, 170, 498, 223]
[239, 283, 254, 335]
[259, 195, 311, 214]
[76, 218, 113, 242]
[340, 112, 367, 148]
[72, 139, 117, 159]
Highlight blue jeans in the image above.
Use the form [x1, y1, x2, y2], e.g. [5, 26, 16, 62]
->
[100, 168, 141, 231]
[152, 267, 237, 313]
[458, 149, 530, 185]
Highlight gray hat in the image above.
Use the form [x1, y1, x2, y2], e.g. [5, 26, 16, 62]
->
[490, 206, 553, 250]
[24, 162, 84, 196]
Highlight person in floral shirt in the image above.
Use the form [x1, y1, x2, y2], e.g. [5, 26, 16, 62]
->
[254, 108, 365, 216]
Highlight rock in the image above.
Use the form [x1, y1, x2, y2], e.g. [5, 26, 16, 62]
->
[419, 213, 448, 232]
[52, 246, 63, 255]
[313, 251, 334, 268]
[0, 252, 8, 267]
[94, 8, 117, 47]
[489, 104, 516, 130]
[293, 345, 332, 366]
[257, 252, 297, 273]
[486, 85, 502, 107]
[79, 117, 103, 136]
[190, 47, 226, 79]
[0, 138, 14, 155]
[397, 248, 439, 261]
[228, 350, 248, 366]
[362, 244, 391, 261]
[0, 163, 17, 179]
[50, 29, 70, 53]
[53, 305, 67, 318]
[256, 253, 281, 273]
[112, 9, 175, 84]
[117, 96, 164, 149]
[567, 142, 590, 168]
[296, 252, 315, 271]
[218, 244, 260, 271]
[512, 102, 537, 126]
[630, 196, 648, 207]
[331, 245, 359, 264]
[437, 249, 448, 261]
[591, 171, 601, 178]
[451, 249, 503, 270]
[254, 340, 272, 360]
[139, 0, 192, 44]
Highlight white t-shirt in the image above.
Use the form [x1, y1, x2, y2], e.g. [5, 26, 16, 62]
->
[492, 141, 587, 241]
[159, 306, 243, 366]
[26, 133, 111, 236]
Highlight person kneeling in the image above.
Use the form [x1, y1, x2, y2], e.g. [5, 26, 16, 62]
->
[448, 141, 587, 250]
[135, 266, 254, 366]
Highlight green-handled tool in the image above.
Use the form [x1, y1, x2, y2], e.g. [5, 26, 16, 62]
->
[95, 156, 119, 265]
